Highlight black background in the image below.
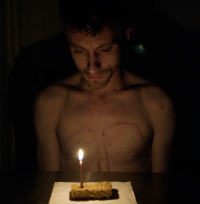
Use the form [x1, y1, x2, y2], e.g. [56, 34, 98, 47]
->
[2, 0, 200, 173]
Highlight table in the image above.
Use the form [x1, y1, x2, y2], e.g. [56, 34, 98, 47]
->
[1, 171, 200, 203]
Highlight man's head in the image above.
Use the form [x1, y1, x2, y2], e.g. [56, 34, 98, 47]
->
[60, 0, 133, 89]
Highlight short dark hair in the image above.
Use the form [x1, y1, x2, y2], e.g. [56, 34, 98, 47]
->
[59, 0, 133, 36]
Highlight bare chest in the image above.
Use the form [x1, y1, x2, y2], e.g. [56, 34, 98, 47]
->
[57, 91, 152, 171]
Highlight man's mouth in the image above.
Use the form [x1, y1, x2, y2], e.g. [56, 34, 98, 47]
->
[85, 74, 104, 80]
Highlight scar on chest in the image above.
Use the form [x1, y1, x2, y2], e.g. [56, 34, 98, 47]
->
[69, 122, 143, 142]
[101, 122, 144, 172]
[103, 122, 142, 138]
[67, 122, 143, 172]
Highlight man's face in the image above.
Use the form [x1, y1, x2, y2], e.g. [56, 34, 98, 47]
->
[65, 26, 121, 90]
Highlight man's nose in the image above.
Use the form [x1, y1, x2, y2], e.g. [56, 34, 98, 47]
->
[87, 53, 101, 74]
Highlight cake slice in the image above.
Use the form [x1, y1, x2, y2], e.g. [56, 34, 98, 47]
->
[70, 181, 112, 200]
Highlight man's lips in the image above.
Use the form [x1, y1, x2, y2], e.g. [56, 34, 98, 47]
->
[85, 74, 103, 79]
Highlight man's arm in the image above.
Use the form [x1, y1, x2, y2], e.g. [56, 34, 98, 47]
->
[143, 87, 175, 172]
[34, 86, 65, 171]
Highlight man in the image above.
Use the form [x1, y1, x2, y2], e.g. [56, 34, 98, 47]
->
[34, 1, 175, 172]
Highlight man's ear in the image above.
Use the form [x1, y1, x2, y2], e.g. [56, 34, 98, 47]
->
[125, 26, 133, 40]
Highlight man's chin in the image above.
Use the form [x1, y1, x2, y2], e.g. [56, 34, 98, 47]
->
[82, 72, 112, 90]
[87, 82, 106, 90]
[84, 78, 108, 90]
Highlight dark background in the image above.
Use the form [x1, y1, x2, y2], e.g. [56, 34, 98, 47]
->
[1, 0, 200, 173]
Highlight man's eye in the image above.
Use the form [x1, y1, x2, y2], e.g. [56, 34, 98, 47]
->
[74, 50, 83, 53]
[100, 47, 112, 52]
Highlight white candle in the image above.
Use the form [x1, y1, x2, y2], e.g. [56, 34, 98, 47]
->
[78, 149, 84, 188]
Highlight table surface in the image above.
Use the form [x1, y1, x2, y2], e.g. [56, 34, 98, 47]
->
[1, 171, 200, 204]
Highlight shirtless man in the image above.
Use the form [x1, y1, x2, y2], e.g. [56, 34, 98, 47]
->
[34, 2, 175, 173]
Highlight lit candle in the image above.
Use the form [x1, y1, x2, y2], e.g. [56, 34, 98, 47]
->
[78, 149, 84, 188]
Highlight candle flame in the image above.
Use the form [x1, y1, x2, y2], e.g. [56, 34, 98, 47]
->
[78, 149, 84, 161]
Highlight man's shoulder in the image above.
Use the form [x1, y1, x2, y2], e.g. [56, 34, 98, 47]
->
[34, 83, 69, 113]
[125, 71, 173, 112]
[141, 84, 172, 106]
[125, 71, 171, 100]
[140, 82, 174, 118]
[124, 71, 154, 92]
[34, 74, 82, 127]
[35, 73, 80, 105]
